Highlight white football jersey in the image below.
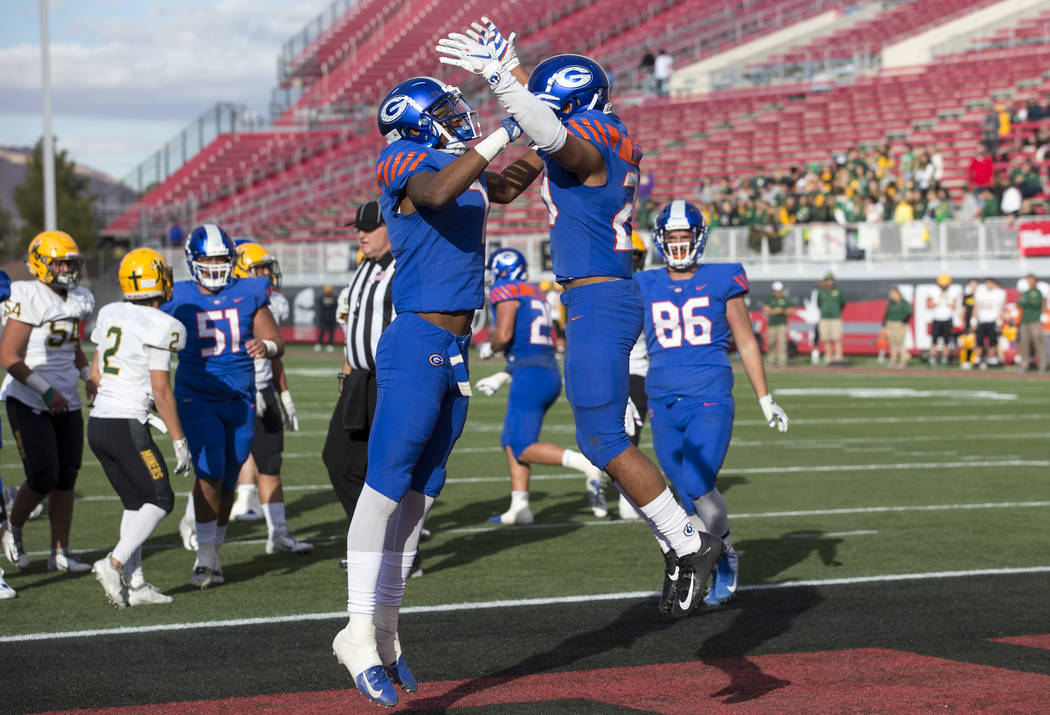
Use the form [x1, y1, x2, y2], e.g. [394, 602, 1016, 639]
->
[90, 301, 187, 421]
[629, 332, 650, 377]
[254, 289, 289, 389]
[0, 280, 94, 411]
[974, 285, 1006, 324]
[930, 289, 956, 322]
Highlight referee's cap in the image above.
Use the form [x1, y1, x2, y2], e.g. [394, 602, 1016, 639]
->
[345, 200, 385, 231]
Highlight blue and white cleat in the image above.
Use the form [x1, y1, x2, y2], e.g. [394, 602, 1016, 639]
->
[354, 665, 398, 707]
[586, 472, 607, 518]
[704, 547, 739, 607]
[385, 653, 418, 693]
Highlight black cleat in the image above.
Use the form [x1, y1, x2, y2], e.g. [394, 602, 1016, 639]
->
[658, 548, 678, 615]
[670, 532, 726, 618]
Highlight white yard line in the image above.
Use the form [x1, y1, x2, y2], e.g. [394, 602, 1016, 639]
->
[3, 565, 1048, 644]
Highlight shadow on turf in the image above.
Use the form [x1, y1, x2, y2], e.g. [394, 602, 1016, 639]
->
[401, 530, 833, 711]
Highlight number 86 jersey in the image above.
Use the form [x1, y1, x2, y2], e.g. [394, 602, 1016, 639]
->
[162, 277, 270, 400]
[635, 262, 749, 400]
[0, 280, 94, 411]
[90, 301, 187, 422]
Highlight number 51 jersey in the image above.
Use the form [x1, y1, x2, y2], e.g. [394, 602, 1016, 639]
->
[0, 280, 95, 411]
[635, 262, 749, 400]
[162, 277, 270, 400]
[90, 301, 187, 422]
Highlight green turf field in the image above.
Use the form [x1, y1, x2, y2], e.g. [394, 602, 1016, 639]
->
[2, 346, 1048, 637]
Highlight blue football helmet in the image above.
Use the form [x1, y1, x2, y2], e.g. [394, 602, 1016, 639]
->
[488, 248, 528, 283]
[185, 223, 237, 290]
[527, 54, 611, 121]
[377, 77, 479, 155]
[653, 200, 707, 271]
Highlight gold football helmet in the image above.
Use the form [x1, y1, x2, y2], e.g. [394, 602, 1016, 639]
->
[27, 230, 81, 288]
[234, 242, 282, 288]
[936, 274, 951, 287]
[119, 248, 173, 301]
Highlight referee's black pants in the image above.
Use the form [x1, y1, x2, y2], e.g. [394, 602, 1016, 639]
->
[322, 369, 376, 520]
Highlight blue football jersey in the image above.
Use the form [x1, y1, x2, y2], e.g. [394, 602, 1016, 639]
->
[538, 110, 643, 282]
[635, 263, 749, 399]
[163, 276, 271, 400]
[376, 140, 488, 314]
[488, 279, 556, 368]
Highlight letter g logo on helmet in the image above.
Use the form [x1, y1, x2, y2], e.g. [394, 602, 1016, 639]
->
[380, 96, 409, 123]
[548, 66, 593, 90]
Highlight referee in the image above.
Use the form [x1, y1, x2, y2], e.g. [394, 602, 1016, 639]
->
[323, 200, 394, 530]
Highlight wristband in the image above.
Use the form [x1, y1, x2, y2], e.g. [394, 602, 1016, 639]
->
[25, 372, 54, 396]
[491, 78, 568, 153]
[473, 129, 511, 163]
[262, 339, 279, 358]
[80, 366, 92, 382]
[43, 388, 57, 406]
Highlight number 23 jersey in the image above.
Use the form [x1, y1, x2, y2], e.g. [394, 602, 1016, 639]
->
[0, 280, 94, 411]
[635, 263, 749, 400]
[162, 277, 270, 400]
[90, 301, 187, 422]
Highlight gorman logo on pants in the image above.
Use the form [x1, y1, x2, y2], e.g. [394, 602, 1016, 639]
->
[428, 354, 444, 366]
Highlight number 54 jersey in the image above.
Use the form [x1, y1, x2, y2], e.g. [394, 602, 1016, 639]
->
[162, 277, 270, 400]
[635, 263, 749, 400]
[0, 280, 94, 411]
[90, 301, 187, 422]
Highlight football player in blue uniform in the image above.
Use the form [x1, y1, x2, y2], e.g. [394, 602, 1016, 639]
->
[475, 248, 605, 525]
[439, 19, 724, 615]
[638, 201, 789, 609]
[162, 224, 284, 589]
[332, 76, 543, 707]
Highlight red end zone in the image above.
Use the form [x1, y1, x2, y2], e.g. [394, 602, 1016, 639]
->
[44, 647, 1050, 713]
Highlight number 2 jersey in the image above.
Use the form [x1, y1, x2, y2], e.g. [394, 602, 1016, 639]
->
[162, 277, 271, 401]
[538, 109, 643, 282]
[488, 279, 557, 371]
[376, 140, 488, 313]
[635, 263, 749, 400]
[0, 280, 94, 411]
[90, 301, 187, 422]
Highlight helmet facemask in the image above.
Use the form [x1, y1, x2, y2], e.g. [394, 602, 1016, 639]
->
[423, 88, 479, 155]
[192, 256, 234, 291]
[48, 256, 82, 288]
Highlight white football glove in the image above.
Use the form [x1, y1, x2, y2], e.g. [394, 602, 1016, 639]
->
[759, 394, 789, 433]
[146, 414, 168, 434]
[475, 371, 510, 397]
[173, 438, 191, 476]
[255, 390, 266, 418]
[478, 341, 494, 360]
[436, 31, 503, 82]
[472, 16, 519, 73]
[624, 398, 642, 438]
[280, 389, 299, 431]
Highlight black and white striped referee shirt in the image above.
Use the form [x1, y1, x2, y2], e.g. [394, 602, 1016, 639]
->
[343, 253, 395, 371]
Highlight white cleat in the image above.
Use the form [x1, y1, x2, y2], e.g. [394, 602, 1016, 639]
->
[128, 581, 173, 605]
[1, 523, 29, 568]
[49, 550, 92, 573]
[586, 472, 608, 518]
[231, 489, 264, 522]
[0, 568, 16, 600]
[489, 506, 534, 525]
[191, 546, 224, 589]
[266, 529, 313, 554]
[92, 555, 127, 608]
[179, 514, 198, 552]
[618, 493, 642, 520]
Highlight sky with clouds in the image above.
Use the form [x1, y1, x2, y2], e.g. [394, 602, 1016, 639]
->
[0, 0, 319, 182]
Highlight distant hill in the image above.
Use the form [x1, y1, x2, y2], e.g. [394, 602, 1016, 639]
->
[0, 146, 137, 228]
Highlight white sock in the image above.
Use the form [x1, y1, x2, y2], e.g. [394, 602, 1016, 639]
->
[348, 551, 384, 619]
[374, 603, 403, 666]
[195, 520, 217, 545]
[236, 484, 258, 501]
[692, 488, 729, 537]
[639, 488, 701, 556]
[562, 449, 599, 476]
[215, 524, 227, 547]
[112, 504, 166, 566]
[346, 485, 399, 619]
[376, 549, 416, 606]
[510, 491, 529, 510]
[263, 501, 286, 534]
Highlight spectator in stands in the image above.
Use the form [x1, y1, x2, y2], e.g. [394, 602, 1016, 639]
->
[980, 188, 1000, 219]
[315, 285, 338, 352]
[997, 104, 1011, 146]
[168, 223, 184, 247]
[915, 151, 936, 191]
[654, 49, 673, 97]
[982, 107, 1001, 157]
[968, 149, 994, 191]
[893, 192, 914, 223]
[763, 281, 790, 368]
[639, 48, 655, 92]
[1017, 273, 1047, 373]
[898, 144, 916, 183]
[1001, 180, 1023, 218]
[817, 272, 845, 365]
[882, 287, 912, 369]
[928, 146, 944, 185]
[1016, 159, 1043, 199]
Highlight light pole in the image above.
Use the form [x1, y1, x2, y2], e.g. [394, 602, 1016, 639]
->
[40, 0, 57, 231]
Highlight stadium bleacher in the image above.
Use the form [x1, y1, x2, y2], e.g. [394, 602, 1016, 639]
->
[104, 0, 1050, 244]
